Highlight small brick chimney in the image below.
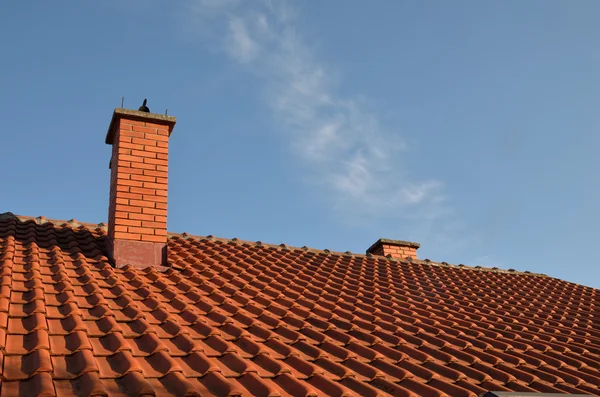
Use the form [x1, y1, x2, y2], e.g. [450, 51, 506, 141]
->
[105, 108, 176, 269]
[367, 238, 420, 260]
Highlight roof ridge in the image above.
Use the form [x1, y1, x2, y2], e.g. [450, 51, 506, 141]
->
[0, 212, 107, 231]
[1, 212, 548, 278]
[167, 230, 549, 278]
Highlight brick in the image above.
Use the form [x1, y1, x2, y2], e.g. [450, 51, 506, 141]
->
[115, 198, 129, 206]
[119, 130, 145, 139]
[156, 153, 168, 160]
[113, 232, 141, 240]
[143, 195, 168, 203]
[142, 221, 167, 229]
[141, 234, 166, 242]
[142, 207, 167, 216]
[119, 124, 133, 131]
[131, 149, 156, 158]
[148, 134, 169, 142]
[118, 167, 143, 175]
[114, 225, 128, 233]
[127, 226, 155, 235]
[143, 158, 168, 166]
[130, 174, 156, 183]
[132, 138, 158, 146]
[129, 187, 156, 195]
[133, 125, 159, 134]
[115, 219, 142, 227]
[114, 211, 129, 219]
[154, 229, 167, 236]
[119, 179, 143, 188]
[129, 200, 155, 208]
[118, 142, 145, 151]
[120, 119, 145, 126]
[157, 142, 168, 148]
[115, 204, 143, 213]
[154, 215, 167, 223]
[130, 161, 156, 170]
[157, 165, 168, 172]
[155, 189, 167, 197]
[116, 173, 131, 181]
[155, 203, 168, 210]
[129, 213, 155, 221]
[117, 147, 131, 156]
[119, 154, 143, 163]
[142, 182, 167, 190]
[156, 178, 168, 185]
[144, 145, 169, 154]
[117, 160, 131, 168]
[146, 122, 169, 129]
[143, 170, 168, 178]
[117, 192, 143, 200]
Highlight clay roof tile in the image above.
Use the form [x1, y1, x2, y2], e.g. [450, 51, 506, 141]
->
[0, 213, 598, 396]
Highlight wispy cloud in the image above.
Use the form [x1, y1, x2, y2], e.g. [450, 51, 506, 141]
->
[182, 1, 447, 222]
[226, 17, 260, 63]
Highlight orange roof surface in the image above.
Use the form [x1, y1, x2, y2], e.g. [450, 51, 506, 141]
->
[0, 213, 599, 397]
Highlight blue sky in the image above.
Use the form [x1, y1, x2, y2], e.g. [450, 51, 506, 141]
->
[2, 1, 599, 288]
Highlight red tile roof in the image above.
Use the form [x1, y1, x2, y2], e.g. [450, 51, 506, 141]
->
[1, 213, 599, 397]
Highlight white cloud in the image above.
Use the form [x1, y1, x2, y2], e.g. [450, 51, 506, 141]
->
[182, 1, 448, 222]
[226, 17, 260, 63]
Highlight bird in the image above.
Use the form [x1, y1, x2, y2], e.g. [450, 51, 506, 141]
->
[138, 99, 150, 113]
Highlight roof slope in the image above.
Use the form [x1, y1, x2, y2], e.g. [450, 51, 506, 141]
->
[0, 214, 599, 397]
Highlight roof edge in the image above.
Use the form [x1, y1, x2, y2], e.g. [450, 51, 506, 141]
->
[0, 212, 107, 231]
[0, 212, 552, 279]
[166, 230, 549, 279]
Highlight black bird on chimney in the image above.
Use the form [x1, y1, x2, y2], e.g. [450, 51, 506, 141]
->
[138, 99, 150, 113]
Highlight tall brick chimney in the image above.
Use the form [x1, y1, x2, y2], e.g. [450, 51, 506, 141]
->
[367, 238, 420, 260]
[105, 108, 176, 269]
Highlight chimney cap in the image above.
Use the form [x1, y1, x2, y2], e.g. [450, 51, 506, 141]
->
[105, 108, 177, 144]
[366, 238, 420, 254]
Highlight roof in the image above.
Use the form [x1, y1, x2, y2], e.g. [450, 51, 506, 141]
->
[0, 212, 599, 397]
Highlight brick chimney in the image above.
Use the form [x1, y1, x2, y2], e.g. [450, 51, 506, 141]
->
[367, 238, 420, 260]
[105, 108, 176, 269]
